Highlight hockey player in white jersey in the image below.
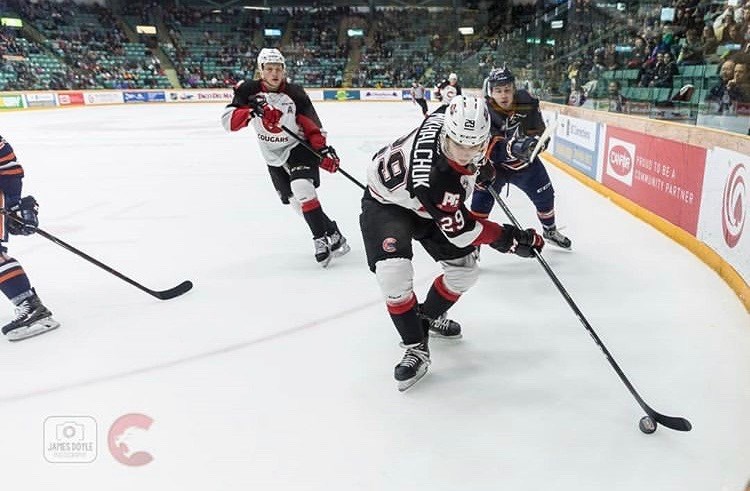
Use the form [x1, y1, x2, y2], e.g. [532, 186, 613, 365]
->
[222, 48, 349, 267]
[434, 72, 462, 106]
[359, 95, 545, 391]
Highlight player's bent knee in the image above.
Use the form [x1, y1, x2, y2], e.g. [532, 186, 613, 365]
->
[441, 254, 479, 293]
[375, 257, 414, 303]
[290, 178, 317, 203]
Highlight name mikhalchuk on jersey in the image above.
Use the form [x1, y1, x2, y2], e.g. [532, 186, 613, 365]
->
[366, 112, 489, 249]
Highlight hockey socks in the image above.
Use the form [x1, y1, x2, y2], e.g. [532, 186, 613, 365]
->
[421, 276, 463, 339]
[0, 257, 32, 303]
[421, 275, 459, 320]
[301, 198, 330, 239]
[387, 293, 426, 345]
[538, 208, 556, 229]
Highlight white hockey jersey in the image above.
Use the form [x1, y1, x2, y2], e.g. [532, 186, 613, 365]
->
[222, 79, 327, 167]
[366, 111, 487, 248]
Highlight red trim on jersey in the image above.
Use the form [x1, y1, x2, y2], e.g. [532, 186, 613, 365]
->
[229, 107, 251, 131]
[0, 151, 16, 163]
[433, 275, 461, 302]
[471, 219, 502, 246]
[296, 114, 326, 149]
[386, 293, 417, 315]
[0, 168, 22, 176]
[300, 198, 321, 213]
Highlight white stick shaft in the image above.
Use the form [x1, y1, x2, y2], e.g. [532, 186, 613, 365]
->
[529, 121, 557, 162]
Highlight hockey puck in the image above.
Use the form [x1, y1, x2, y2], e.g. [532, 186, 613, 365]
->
[639, 415, 657, 434]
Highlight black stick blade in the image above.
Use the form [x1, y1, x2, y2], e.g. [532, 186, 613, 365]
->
[653, 412, 692, 431]
[150, 280, 193, 300]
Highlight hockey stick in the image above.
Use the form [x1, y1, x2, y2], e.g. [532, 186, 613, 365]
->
[279, 124, 366, 191]
[1, 211, 192, 300]
[487, 187, 692, 433]
[528, 121, 556, 163]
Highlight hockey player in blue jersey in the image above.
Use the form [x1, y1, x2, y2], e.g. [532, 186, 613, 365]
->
[471, 67, 572, 249]
[0, 135, 59, 341]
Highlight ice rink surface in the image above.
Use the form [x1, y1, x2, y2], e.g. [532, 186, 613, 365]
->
[0, 101, 748, 490]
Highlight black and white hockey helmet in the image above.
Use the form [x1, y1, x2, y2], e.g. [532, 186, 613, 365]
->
[442, 95, 490, 147]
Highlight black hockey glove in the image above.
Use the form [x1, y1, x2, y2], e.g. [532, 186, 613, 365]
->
[507, 135, 539, 162]
[6, 196, 39, 235]
[475, 162, 496, 189]
[248, 94, 268, 118]
[489, 224, 544, 258]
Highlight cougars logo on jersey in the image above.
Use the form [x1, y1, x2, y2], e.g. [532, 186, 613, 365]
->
[222, 79, 327, 167]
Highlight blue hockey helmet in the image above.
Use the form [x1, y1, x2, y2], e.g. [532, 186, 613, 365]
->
[487, 67, 515, 88]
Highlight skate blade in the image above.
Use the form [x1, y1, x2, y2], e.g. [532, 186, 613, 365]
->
[397, 365, 429, 392]
[546, 240, 573, 251]
[428, 330, 463, 340]
[331, 242, 351, 258]
[6, 317, 60, 342]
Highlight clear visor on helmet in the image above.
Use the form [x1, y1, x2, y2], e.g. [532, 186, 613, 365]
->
[442, 135, 488, 167]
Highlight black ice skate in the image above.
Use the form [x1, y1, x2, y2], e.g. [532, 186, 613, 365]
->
[314, 236, 332, 267]
[395, 342, 431, 392]
[1, 291, 60, 342]
[543, 226, 572, 250]
[424, 311, 463, 339]
[327, 222, 351, 258]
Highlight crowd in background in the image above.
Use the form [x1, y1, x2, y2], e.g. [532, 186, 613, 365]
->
[2, 0, 750, 113]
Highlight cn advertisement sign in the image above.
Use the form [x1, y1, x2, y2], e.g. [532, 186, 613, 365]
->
[554, 114, 599, 178]
[699, 147, 749, 282]
[603, 126, 707, 235]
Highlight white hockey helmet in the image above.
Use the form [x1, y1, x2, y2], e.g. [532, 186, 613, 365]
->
[442, 95, 491, 147]
[448, 72, 458, 82]
[257, 48, 285, 70]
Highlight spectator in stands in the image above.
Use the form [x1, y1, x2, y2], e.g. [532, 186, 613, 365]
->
[727, 62, 750, 102]
[708, 59, 737, 112]
[639, 52, 658, 87]
[651, 51, 678, 87]
[725, 23, 745, 46]
[627, 36, 649, 68]
[603, 43, 620, 70]
[702, 24, 721, 62]
[677, 27, 705, 65]
[714, 6, 738, 41]
[607, 80, 627, 112]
